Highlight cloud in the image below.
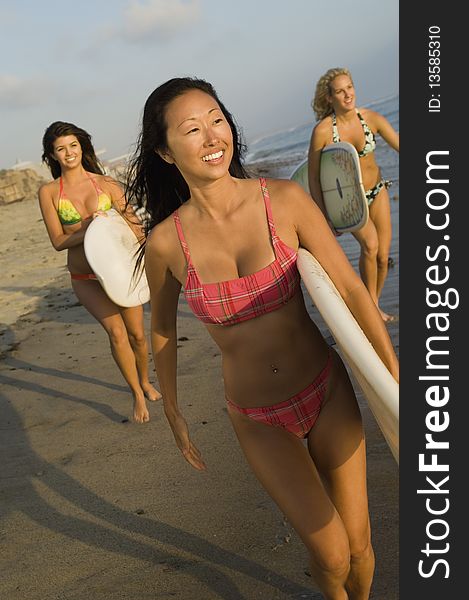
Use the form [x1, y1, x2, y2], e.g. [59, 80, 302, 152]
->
[120, 0, 200, 43]
[0, 75, 54, 110]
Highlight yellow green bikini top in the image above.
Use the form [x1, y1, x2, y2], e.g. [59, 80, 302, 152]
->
[57, 173, 112, 225]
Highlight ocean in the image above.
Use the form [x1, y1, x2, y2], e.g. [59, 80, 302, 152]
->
[246, 94, 399, 190]
[245, 94, 400, 316]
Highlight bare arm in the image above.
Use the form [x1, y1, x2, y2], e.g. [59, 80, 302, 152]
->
[307, 121, 340, 236]
[145, 226, 207, 471]
[307, 124, 328, 216]
[288, 181, 399, 380]
[373, 111, 400, 152]
[103, 177, 145, 244]
[38, 184, 91, 251]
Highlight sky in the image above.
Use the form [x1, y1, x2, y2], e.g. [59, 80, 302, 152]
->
[0, 0, 398, 169]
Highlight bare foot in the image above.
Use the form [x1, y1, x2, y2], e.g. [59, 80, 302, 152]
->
[133, 396, 150, 423]
[379, 308, 395, 323]
[142, 382, 162, 402]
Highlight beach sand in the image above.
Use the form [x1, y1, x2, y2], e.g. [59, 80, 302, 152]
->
[0, 168, 398, 599]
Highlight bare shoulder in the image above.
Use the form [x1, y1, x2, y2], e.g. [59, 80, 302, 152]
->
[358, 106, 376, 117]
[95, 173, 122, 193]
[264, 177, 300, 195]
[102, 173, 121, 187]
[38, 179, 58, 201]
[310, 117, 331, 149]
[314, 116, 332, 135]
[359, 107, 384, 125]
[146, 212, 179, 260]
[264, 177, 312, 214]
[312, 117, 331, 139]
[264, 178, 325, 242]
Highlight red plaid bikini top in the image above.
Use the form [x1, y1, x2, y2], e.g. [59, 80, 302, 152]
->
[173, 177, 300, 326]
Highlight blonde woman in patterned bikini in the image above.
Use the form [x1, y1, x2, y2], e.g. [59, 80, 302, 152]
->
[38, 121, 160, 422]
[126, 77, 399, 599]
[308, 68, 399, 322]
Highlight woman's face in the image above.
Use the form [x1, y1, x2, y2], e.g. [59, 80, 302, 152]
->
[328, 75, 356, 112]
[52, 135, 83, 170]
[162, 89, 234, 183]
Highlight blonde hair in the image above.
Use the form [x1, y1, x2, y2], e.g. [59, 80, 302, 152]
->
[312, 67, 353, 121]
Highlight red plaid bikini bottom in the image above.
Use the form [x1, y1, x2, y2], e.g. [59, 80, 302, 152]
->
[226, 349, 333, 439]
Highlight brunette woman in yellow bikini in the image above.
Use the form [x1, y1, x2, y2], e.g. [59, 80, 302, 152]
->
[38, 121, 160, 422]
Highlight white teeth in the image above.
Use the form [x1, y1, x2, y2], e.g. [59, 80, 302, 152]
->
[202, 150, 223, 162]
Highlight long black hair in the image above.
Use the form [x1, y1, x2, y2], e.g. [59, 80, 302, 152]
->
[41, 121, 104, 179]
[125, 77, 248, 234]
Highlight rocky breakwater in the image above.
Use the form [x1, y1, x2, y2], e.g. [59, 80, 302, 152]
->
[0, 168, 49, 205]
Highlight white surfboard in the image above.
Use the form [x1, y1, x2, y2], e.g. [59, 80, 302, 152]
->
[84, 208, 150, 307]
[290, 142, 368, 233]
[297, 248, 399, 463]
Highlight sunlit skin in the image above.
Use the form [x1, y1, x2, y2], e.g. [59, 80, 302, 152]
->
[329, 77, 356, 112]
[308, 74, 400, 322]
[144, 88, 399, 599]
[160, 90, 234, 192]
[52, 135, 83, 172]
[38, 134, 161, 422]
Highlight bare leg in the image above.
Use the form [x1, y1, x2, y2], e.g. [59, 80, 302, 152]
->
[369, 188, 393, 320]
[352, 220, 379, 307]
[226, 348, 374, 599]
[120, 305, 161, 402]
[352, 215, 392, 322]
[226, 353, 372, 600]
[228, 408, 350, 599]
[308, 351, 374, 599]
[71, 279, 149, 422]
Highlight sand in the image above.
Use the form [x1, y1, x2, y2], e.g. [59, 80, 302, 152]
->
[0, 171, 398, 599]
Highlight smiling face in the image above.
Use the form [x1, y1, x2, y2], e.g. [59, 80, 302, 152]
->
[52, 135, 83, 170]
[162, 89, 234, 183]
[328, 74, 356, 112]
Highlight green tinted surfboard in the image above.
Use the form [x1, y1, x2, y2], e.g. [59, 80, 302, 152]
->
[290, 141, 368, 233]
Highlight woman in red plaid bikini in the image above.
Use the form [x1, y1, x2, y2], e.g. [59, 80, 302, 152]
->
[126, 77, 399, 600]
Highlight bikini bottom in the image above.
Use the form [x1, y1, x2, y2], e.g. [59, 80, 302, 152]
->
[226, 349, 333, 439]
[365, 178, 392, 206]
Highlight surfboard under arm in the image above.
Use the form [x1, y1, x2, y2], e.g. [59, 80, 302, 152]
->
[84, 208, 150, 307]
[290, 142, 369, 233]
[297, 248, 399, 464]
